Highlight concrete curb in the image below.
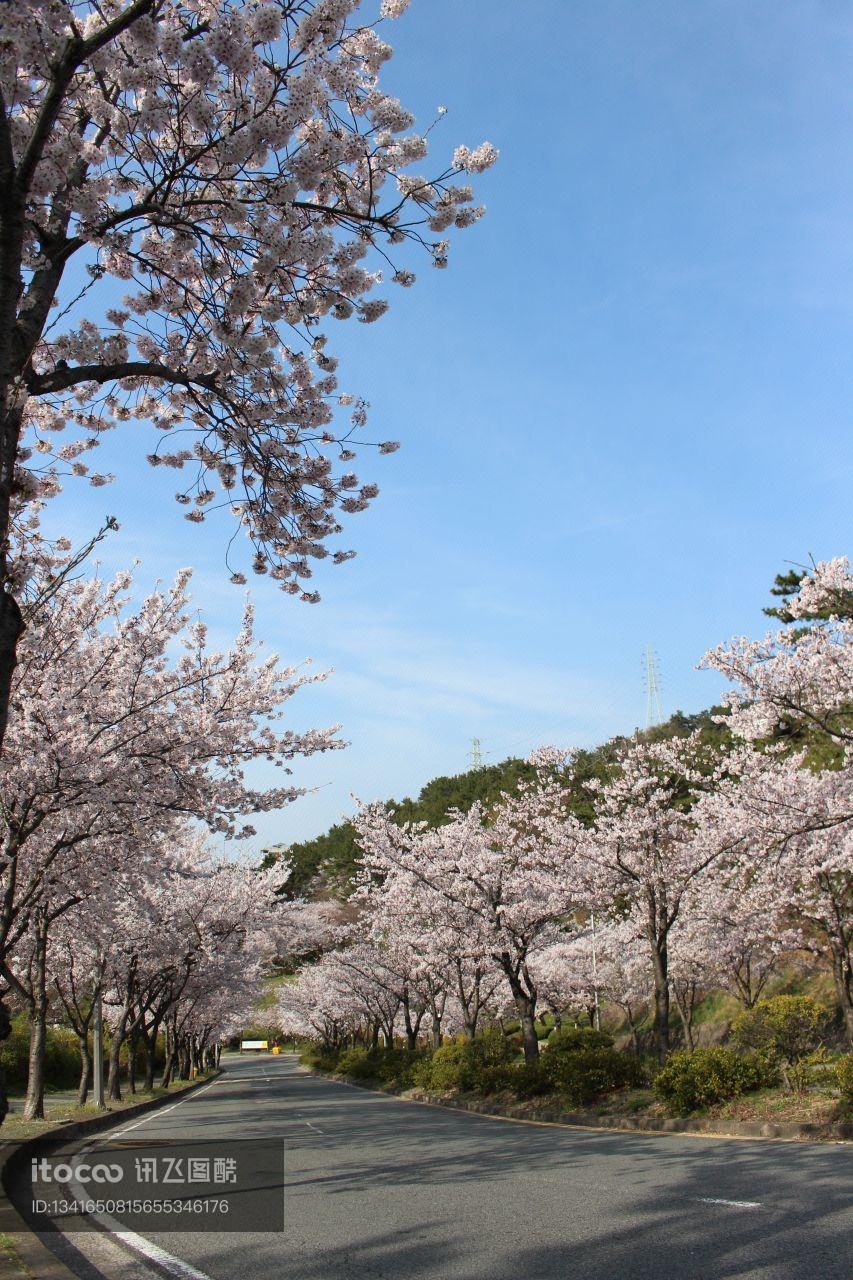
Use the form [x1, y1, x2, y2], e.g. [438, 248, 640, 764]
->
[307, 1068, 853, 1144]
[406, 1090, 853, 1143]
[0, 1071, 223, 1279]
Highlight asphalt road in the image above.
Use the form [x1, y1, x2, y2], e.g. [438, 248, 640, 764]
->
[24, 1053, 853, 1280]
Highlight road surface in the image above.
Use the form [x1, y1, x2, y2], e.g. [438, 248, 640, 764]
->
[17, 1052, 853, 1279]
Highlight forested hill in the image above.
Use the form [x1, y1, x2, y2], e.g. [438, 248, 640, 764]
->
[264, 706, 728, 898]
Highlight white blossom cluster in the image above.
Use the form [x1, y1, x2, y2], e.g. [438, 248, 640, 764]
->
[0, 0, 497, 594]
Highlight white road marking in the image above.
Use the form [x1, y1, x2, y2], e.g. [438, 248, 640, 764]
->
[111, 1230, 214, 1280]
[105, 1077, 226, 1138]
[61, 1074, 235, 1275]
[67, 1157, 215, 1280]
[304, 1121, 324, 1134]
[696, 1197, 762, 1209]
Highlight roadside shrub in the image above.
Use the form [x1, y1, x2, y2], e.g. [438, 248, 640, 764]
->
[836, 1053, 853, 1106]
[653, 1047, 778, 1114]
[413, 1029, 515, 1094]
[300, 1047, 341, 1073]
[464, 1027, 515, 1086]
[332, 1047, 426, 1088]
[731, 996, 828, 1062]
[333, 1048, 373, 1080]
[731, 996, 829, 1091]
[413, 1041, 469, 1091]
[545, 1027, 615, 1055]
[369, 1048, 427, 1088]
[541, 1047, 645, 1108]
[512, 1061, 550, 1099]
[0, 1015, 31, 1091]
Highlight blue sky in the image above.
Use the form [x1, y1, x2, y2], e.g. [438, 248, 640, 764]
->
[42, 0, 853, 856]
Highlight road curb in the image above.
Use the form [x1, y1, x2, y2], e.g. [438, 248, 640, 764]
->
[0, 1071, 223, 1279]
[307, 1068, 853, 1144]
[406, 1091, 853, 1142]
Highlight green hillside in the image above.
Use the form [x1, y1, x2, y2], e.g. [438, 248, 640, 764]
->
[263, 706, 730, 897]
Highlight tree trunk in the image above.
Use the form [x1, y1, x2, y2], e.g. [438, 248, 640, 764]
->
[830, 941, 853, 1047]
[144, 1024, 159, 1091]
[23, 1000, 47, 1120]
[649, 935, 670, 1061]
[673, 980, 697, 1051]
[501, 956, 539, 1062]
[23, 912, 49, 1120]
[427, 985, 445, 1049]
[0, 401, 26, 758]
[455, 962, 485, 1040]
[128, 1028, 139, 1094]
[517, 1000, 539, 1062]
[107, 1022, 125, 1101]
[76, 1032, 92, 1108]
[401, 988, 421, 1051]
[0, 995, 10, 1127]
[0, 590, 22, 749]
[160, 1022, 176, 1089]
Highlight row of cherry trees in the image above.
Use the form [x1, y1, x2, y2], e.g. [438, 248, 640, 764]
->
[0, 0, 497, 1123]
[280, 559, 853, 1062]
[0, 530, 343, 1120]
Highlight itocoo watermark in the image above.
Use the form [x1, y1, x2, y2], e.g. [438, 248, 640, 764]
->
[31, 1158, 123, 1185]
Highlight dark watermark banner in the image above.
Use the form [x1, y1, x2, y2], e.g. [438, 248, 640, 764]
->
[22, 1138, 284, 1233]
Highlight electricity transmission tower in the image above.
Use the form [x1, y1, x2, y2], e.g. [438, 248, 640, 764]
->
[644, 645, 664, 729]
[469, 738, 486, 770]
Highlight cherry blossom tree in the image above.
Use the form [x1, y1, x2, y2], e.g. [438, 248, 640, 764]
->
[355, 773, 587, 1062]
[278, 948, 386, 1047]
[0, 556, 339, 1120]
[531, 921, 652, 1052]
[149, 846, 280, 1086]
[703, 560, 853, 1042]
[0, 0, 496, 747]
[702, 557, 853, 748]
[582, 733, 739, 1059]
[707, 753, 853, 1041]
[49, 909, 108, 1105]
[679, 861, 787, 1009]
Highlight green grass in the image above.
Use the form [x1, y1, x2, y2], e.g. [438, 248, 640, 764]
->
[0, 1232, 36, 1278]
[0, 1074, 213, 1141]
[253, 970, 294, 1012]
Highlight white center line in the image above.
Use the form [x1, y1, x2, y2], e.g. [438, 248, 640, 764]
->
[105, 1077, 226, 1139]
[696, 1197, 763, 1209]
